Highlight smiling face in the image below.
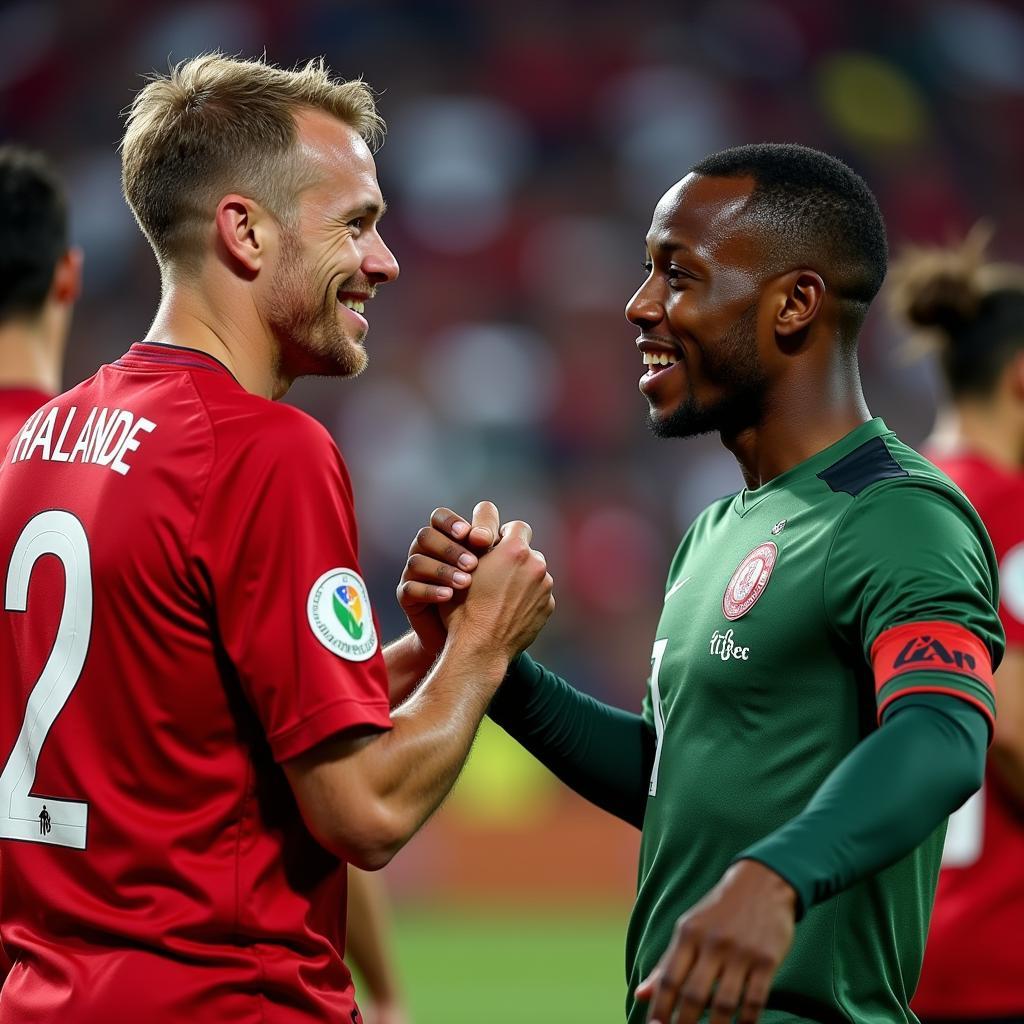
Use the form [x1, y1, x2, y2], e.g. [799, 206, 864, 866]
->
[264, 109, 399, 380]
[626, 173, 771, 440]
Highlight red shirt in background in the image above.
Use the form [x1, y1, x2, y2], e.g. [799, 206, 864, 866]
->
[0, 343, 391, 1023]
[914, 451, 1024, 1020]
[0, 388, 51, 452]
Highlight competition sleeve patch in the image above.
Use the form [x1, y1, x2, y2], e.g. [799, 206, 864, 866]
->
[871, 620, 995, 728]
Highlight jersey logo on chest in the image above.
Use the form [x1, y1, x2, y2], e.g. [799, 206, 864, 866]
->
[722, 541, 777, 621]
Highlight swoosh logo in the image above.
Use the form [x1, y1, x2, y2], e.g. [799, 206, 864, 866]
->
[664, 575, 692, 602]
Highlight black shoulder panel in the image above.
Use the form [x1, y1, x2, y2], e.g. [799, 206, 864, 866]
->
[817, 435, 908, 496]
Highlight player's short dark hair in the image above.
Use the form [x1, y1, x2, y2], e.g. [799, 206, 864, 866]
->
[691, 143, 888, 341]
[0, 145, 69, 323]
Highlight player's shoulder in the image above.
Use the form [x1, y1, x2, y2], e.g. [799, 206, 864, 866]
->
[825, 429, 992, 558]
[819, 427, 972, 514]
[203, 385, 341, 469]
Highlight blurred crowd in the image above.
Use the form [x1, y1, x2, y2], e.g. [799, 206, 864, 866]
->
[3, 0, 1023, 714]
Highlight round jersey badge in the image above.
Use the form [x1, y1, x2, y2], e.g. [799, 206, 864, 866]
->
[723, 541, 778, 621]
[307, 568, 379, 662]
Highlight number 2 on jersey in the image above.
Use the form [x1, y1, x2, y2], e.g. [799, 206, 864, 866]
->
[648, 638, 668, 797]
[1, 510, 92, 849]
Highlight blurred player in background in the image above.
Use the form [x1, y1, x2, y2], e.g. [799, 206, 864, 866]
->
[401, 144, 1004, 1024]
[0, 143, 81, 987]
[0, 146, 80, 442]
[890, 229, 1024, 1024]
[0, 54, 553, 1023]
[0, 141, 412, 1024]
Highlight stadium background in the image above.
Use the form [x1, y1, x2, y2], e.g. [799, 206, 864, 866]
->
[3, 1, 1023, 1019]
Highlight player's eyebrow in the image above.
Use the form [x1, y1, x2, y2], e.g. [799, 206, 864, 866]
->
[342, 199, 387, 222]
[651, 237, 693, 256]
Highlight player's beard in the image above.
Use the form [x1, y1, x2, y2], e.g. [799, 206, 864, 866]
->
[266, 228, 368, 379]
[648, 303, 767, 441]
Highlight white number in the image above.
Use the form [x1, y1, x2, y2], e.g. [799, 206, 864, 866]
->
[1, 510, 92, 848]
[648, 638, 668, 797]
[942, 784, 984, 867]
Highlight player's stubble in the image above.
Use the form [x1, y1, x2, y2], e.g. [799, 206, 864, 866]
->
[647, 302, 768, 441]
[266, 225, 370, 379]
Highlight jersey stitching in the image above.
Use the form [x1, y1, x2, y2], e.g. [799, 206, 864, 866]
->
[181, 373, 219, 587]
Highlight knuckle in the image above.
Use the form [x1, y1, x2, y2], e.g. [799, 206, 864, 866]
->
[434, 563, 449, 580]
[705, 931, 734, 956]
[679, 986, 705, 1008]
[712, 997, 738, 1015]
[415, 526, 432, 547]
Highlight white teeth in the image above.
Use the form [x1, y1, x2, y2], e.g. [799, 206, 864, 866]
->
[642, 352, 679, 368]
[341, 298, 365, 314]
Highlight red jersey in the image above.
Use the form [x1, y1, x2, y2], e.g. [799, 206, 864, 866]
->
[0, 343, 392, 1023]
[0, 387, 53, 982]
[914, 451, 1024, 1019]
[0, 388, 51, 452]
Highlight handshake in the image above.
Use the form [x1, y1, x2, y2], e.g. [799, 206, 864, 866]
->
[395, 500, 555, 670]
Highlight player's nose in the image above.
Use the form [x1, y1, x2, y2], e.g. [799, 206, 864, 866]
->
[625, 281, 662, 330]
[363, 233, 399, 285]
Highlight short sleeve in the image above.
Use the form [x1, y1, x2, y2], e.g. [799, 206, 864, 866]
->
[193, 409, 391, 762]
[824, 481, 1004, 732]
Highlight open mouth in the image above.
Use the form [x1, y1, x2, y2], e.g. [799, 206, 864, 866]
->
[337, 290, 369, 329]
[641, 350, 680, 379]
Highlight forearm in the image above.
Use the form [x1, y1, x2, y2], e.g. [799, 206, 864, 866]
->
[289, 633, 508, 868]
[359, 634, 508, 854]
[488, 653, 654, 828]
[383, 630, 434, 708]
[346, 867, 403, 1005]
[737, 693, 987, 915]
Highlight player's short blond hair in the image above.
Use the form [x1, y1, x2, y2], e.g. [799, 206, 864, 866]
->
[121, 52, 384, 273]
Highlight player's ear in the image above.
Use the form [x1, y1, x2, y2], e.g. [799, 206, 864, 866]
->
[215, 194, 272, 276]
[51, 247, 83, 306]
[773, 269, 825, 339]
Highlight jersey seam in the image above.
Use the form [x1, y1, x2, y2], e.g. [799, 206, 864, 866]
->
[234, 758, 270, 1024]
[829, 891, 855, 1023]
[181, 373, 219, 587]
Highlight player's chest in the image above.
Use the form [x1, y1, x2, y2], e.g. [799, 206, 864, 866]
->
[652, 509, 840, 712]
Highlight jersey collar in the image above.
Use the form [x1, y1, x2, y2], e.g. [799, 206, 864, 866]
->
[117, 342, 239, 382]
[733, 417, 892, 516]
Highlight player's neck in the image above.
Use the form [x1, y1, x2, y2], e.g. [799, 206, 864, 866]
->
[724, 365, 871, 490]
[0, 314, 63, 395]
[143, 286, 292, 401]
[941, 400, 1024, 471]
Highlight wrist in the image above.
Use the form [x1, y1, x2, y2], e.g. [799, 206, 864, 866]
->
[443, 627, 511, 685]
[726, 858, 798, 915]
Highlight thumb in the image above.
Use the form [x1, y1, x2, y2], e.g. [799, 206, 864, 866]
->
[470, 500, 500, 548]
[499, 519, 533, 546]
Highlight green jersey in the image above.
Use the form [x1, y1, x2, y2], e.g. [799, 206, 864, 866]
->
[627, 418, 1003, 1024]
